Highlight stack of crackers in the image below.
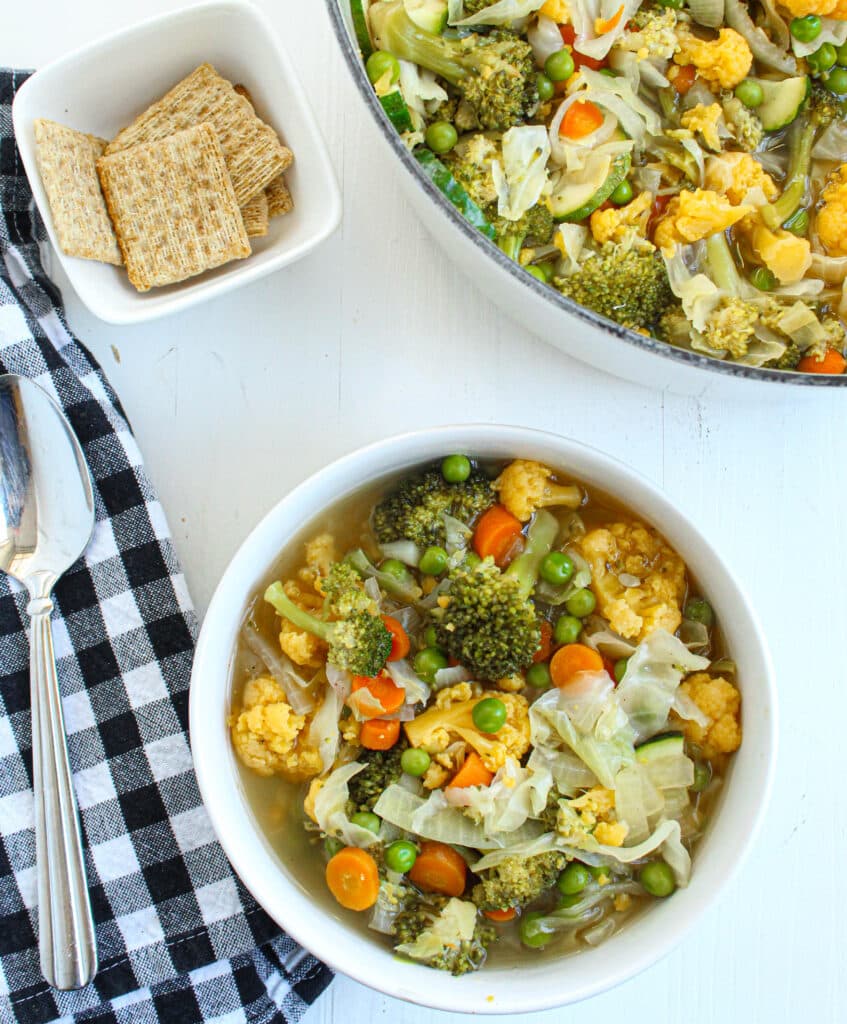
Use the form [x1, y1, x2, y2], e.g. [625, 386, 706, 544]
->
[33, 64, 294, 292]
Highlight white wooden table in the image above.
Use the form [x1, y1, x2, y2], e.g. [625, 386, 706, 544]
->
[6, 3, 846, 1021]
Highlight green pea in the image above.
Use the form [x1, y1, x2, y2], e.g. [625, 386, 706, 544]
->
[366, 50, 400, 86]
[350, 811, 381, 834]
[419, 545, 449, 576]
[544, 49, 575, 83]
[442, 454, 471, 483]
[808, 43, 837, 73]
[750, 265, 776, 292]
[557, 892, 582, 908]
[381, 558, 411, 582]
[683, 597, 715, 627]
[537, 261, 556, 282]
[553, 614, 582, 645]
[526, 662, 552, 688]
[613, 657, 629, 683]
[540, 551, 575, 587]
[825, 66, 847, 94]
[526, 265, 547, 283]
[413, 646, 448, 683]
[385, 840, 418, 873]
[610, 179, 633, 206]
[520, 910, 554, 948]
[557, 862, 591, 896]
[590, 865, 610, 881]
[472, 697, 508, 734]
[425, 120, 458, 155]
[324, 836, 344, 858]
[783, 208, 809, 235]
[836, 41, 847, 65]
[691, 761, 712, 793]
[639, 859, 676, 897]
[734, 79, 764, 109]
[565, 588, 596, 618]
[422, 624, 439, 648]
[790, 14, 822, 44]
[401, 747, 432, 777]
[535, 72, 555, 102]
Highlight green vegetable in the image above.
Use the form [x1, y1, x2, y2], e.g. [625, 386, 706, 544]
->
[381, 557, 413, 581]
[655, 0, 683, 8]
[404, 0, 449, 34]
[347, 548, 424, 602]
[526, 661, 552, 688]
[837, 41, 847, 65]
[325, 836, 345, 858]
[394, 894, 496, 974]
[492, 203, 555, 262]
[379, 91, 414, 132]
[557, 862, 591, 896]
[540, 551, 575, 587]
[613, 657, 629, 682]
[349, 743, 408, 812]
[366, 50, 401, 85]
[420, 545, 449, 575]
[750, 265, 777, 291]
[544, 49, 575, 83]
[734, 79, 764, 108]
[473, 851, 566, 911]
[683, 597, 714, 627]
[747, 74, 809, 132]
[401, 747, 432, 776]
[350, 0, 374, 58]
[442, 454, 472, 483]
[610, 179, 633, 205]
[635, 732, 684, 763]
[783, 208, 810, 234]
[425, 120, 458, 154]
[526, 265, 547, 282]
[565, 588, 596, 618]
[350, 810, 381, 834]
[423, 624, 439, 647]
[553, 614, 582, 645]
[808, 43, 837, 74]
[414, 645, 449, 682]
[550, 152, 631, 223]
[691, 761, 712, 792]
[472, 697, 508, 734]
[536, 72, 555, 101]
[385, 840, 419, 873]
[520, 911, 554, 948]
[638, 859, 676, 897]
[415, 148, 497, 239]
[825, 67, 847, 94]
[790, 15, 821, 43]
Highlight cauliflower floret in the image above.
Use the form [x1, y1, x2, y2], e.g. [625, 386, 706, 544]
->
[278, 579, 327, 667]
[590, 191, 654, 249]
[617, 8, 679, 60]
[494, 673, 526, 693]
[340, 714, 361, 744]
[816, 164, 847, 257]
[304, 778, 323, 823]
[594, 821, 629, 846]
[674, 27, 752, 90]
[570, 786, 616, 824]
[577, 522, 686, 641]
[739, 218, 812, 284]
[560, 786, 629, 846]
[675, 672, 742, 759]
[780, 0, 847, 17]
[704, 152, 778, 206]
[494, 459, 582, 522]
[653, 189, 752, 253]
[680, 103, 725, 151]
[230, 676, 322, 780]
[539, 0, 570, 19]
[298, 533, 337, 585]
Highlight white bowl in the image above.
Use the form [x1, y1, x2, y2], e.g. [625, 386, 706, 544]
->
[12, 0, 341, 325]
[190, 424, 777, 1013]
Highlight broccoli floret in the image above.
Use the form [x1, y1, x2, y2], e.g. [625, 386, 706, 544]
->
[370, 1, 537, 130]
[720, 94, 764, 153]
[321, 561, 376, 616]
[461, 0, 500, 14]
[265, 581, 392, 677]
[555, 247, 674, 330]
[471, 851, 567, 910]
[442, 133, 500, 207]
[701, 297, 760, 359]
[372, 467, 493, 547]
[488, 202, 555, 262]
[657, 303, 693, 348]
[347, 741, 408, 813]
[394, 895, 496, 975]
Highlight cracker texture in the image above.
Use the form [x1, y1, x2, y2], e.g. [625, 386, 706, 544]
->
[241, 190, 269, 237]
[265, 174, 294, 218]
[33, 119, 122, 265]
[97, 123, 250, 291]
[106, 63, 292, 205]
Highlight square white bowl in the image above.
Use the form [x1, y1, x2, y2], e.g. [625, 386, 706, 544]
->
[12, 0, 341, 324]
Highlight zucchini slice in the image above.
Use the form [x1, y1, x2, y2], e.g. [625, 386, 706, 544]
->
[350, 0, 374, 59]
[414, 148, 497, 240]
[751, 75, 810, 132]
[550, 152, 631, 223]
[635, 732, 685, 763]
[404, 0, 448, 34]
[380, 90, 414, 133]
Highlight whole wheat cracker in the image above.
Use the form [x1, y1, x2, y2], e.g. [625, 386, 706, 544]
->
[234, 84, 294, 219]
[105, 63, 292, 206]
[33, 119, 122, 265]
[241, 190, 269, 237]
[97, 123, 250, 292]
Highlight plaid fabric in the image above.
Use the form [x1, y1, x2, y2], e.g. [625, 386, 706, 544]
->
[0, 70, 332, 1024]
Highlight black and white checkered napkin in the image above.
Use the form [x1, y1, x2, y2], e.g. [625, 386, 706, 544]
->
[0, 70, 332, 1024]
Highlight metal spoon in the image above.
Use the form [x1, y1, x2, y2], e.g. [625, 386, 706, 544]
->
[0, 374, 98, 989]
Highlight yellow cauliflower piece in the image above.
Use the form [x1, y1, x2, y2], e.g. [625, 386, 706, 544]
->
[230, 676, 322, 780]
[304, 778, 323, 823]
[590, 191, 654, 248]
[494, 459, 582, 522]
[299, 533, 337, 585]
[423, 761, 452, 790]
[565, 787, 629, 845]
[539, 0, 570, 20]
[340, 715, 361, 744]
[780, 0, 847, 16]
[674, 27, 752, 90]
[577, 522, 686, 641]
[653, 189, 751, 253]
[676, 673, 742, 759]
[494, 674, 526, 693]
[680, 103, 725, 151]
[277, 579, 326, 668]
[594, 821, 629, 846]
[741, 218, 812, 284]
[704, 152, 778, 206]
[816, 165, 847, 257]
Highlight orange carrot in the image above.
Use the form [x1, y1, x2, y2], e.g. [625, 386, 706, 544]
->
[449, 750, 494, 789]
[559, 100, 605, 140]
[672, 63, 696, 95]
[484, 907, 518, 922]
[473, 504, 523, 565]
[533, 619, 554, 664]
[408, 841, 467, 897]
[549, 643, 605, 689]
[360, 717, 401, 750]
[351, 673, 405, 716]
[797, 349, 847, 374]
[382, 615, 410, 661]
[326, 847, 380, 910]
[596, 4, 624, 33]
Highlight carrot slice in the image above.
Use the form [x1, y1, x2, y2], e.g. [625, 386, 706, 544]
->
[484, 907, 518, 922]
[533, 619, 553, 664]
[672, 63, 696, 95]
[473, 504, 523, 565]
[797, 349, 847, 374]
[560, 100, 605, 140]
[549, 643, 605, 689]
[408, 841, 467, 897]
[326, 847, 380, 910]
[382, 615, 410, 661]
[360, 717, 401, 750]
[448, 750, 494, 789]
[351, 672, 405, 716]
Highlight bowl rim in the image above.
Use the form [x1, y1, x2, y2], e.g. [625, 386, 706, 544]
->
[322, 0, 844, 388]
[190, 423, 778, 1014]
[11, 0, 341, 325]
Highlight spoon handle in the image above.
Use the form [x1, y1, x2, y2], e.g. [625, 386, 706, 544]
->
[29, 596, 98, 990]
